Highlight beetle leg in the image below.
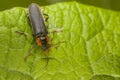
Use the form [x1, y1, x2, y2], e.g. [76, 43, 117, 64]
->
[42, 57, 53, 67]
[27, 17, 31, 26]
[40, 7, 49, 22]
[42, 56, 58, 68]
[26, 13, 32, 26]
[15, 31, 31, 42]
[24, 42, 37, 61]
[51, 41, 67, 49]
[48, 28, 64, 34]
[43, 14, 49, 22]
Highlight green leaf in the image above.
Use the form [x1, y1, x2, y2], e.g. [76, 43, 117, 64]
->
[0, 1, 120, 80]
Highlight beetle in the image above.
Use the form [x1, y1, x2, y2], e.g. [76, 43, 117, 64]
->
[28, 3, 50, 51]
[24, 3, 51, 60]
[16, 3, 65, 62]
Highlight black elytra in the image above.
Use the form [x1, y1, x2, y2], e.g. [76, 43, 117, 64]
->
[28, 3, 50, 51]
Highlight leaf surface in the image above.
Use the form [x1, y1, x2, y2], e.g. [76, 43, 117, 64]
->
[0, 1, 120, 80]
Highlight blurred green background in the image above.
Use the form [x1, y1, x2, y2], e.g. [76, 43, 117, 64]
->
[0, 0, 120, 11]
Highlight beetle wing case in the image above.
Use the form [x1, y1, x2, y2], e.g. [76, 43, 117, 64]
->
[28, 3, 48, 37]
